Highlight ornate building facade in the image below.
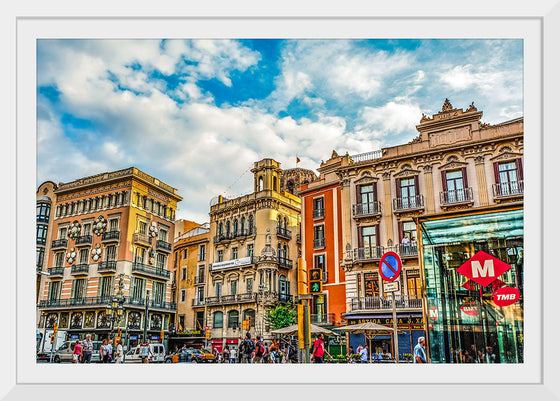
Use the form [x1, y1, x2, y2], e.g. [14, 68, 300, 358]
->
[36, 167, 182, 348]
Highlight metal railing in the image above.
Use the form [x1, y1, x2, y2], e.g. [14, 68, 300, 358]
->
[353, 246, 384, 261]
[192, 298, 205, 307]
[75, 235, 93, 246]
[48, 267, 65, 276]
[353, 201, 382, 217]
[97, 260, 117, 272]
[277, 227, 292, 240]
[132, 262, 171, 279]
[214, 227, 256, 243]
[312, 208, 325, 219]
[38, 296, 114, 308]
[194, 275, 205, 284]
[350, 295, 423, 311]
[350, 150, 383, 163]
[156, 239, 172, 252]
[440, 187, 473, 205]
[392, 194, 424, 212]
[101, 231, 120, 242]
[492, 180, 524, 198]
[71, 264, 89, 275]
[310, 313, 335, 325]
[133, 233, 151, 245]
[205, 292, 257, 305]
[313, 238, 325, 249]
[51, 239, 68, 249]
[278, 257, 293, 269]
[394, 243, 418, 258]
[127, 297, 177, 311]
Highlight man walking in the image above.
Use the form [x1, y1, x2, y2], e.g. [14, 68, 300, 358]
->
[414, 337, 427, 363]
[81, 334, 93, 363]
[239, 332, 255, 363]
[310, 333, 330, 363]
[140, 339, 153, 363]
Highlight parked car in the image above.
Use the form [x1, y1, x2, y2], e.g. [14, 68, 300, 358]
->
[124, 343, 166, 363]
[164, 348, 211, 363]
[49, 340, 103, 363]
[199, 348, 216, 362]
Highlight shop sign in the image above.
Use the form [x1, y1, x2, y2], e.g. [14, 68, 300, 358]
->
[211, 256, 253, 270]
[456, 251, 512, 287]
[177, 330, 201, 336]
[492, 287, 520, 307]
[460, 301, 479, 316]
[150, 336, 160, 340]
[428, 306, 439, 321]
[130, 336, 138, 340]
[348, 316, 424, 330]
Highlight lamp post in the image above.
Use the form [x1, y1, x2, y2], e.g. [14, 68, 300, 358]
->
[143, 290, 150, 343]
[106, 274, 125, 341]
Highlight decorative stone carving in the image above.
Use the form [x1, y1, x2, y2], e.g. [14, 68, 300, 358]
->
[474, 155, 485, 165]
[91, 244, 102, 262]
[148, 248, 156, 265]
[466, 101, 478, 112]
[382, 172, 392, 181]
[423, 165, 433, 173]
[92, 216, 107, 236]
[68, 221, 81, 240]
[442, 98, 453, 111]
[149, 221, 159, 237]
[258, 228, 277, 263]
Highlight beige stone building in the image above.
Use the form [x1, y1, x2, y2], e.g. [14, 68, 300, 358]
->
[205, 158, 315, 352]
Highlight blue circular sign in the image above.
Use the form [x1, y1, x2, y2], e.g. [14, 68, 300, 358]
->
[379, 252, 402, 282]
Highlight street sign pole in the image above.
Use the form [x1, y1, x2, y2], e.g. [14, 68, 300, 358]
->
[392, 291, 399, 364]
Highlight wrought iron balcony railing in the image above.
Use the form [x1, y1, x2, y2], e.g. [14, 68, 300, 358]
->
[132, 262, 171, 279]
[312, 208, 325, 219]
[75, 235, 93, 246]
[47, 267, 65, 277]
[133, 233, 151, 246]
[353, 246, 384, 262]
[440, 187, 474, 205]
[205, 292, 257, 305]
[278, 257, 293, 269]
[277, 227, 292, 240]
[214, 227, 257, 243]
[71, 263, 90, 275]
[392, 194, 425, 212]
[97, 260, 117, 272]
[51, 239, 68, 250]
[156, 239, 172, 253]
[38, 296, 114, 309]
[101, 230, 120, 242]
[352, 201, 382, 217]
[394, 243, 418, 258]
[194, 275, 205, 284]
[127, 297, 177, 311]
[492, 180, 524, 198]
[350, 295, 423, 311]
[313, 238, 325, 249]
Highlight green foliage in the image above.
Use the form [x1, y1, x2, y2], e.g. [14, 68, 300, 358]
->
[264, 302, 297, 330]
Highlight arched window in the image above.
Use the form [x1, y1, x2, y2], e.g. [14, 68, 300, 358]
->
[248, 215, 254, 234]
[226, 221, 231, 236]
[243, 309, 256, 327]
[258, 177, 264, 191]
[213, 311, 223, 328]
[277, 244, 282, 260]
[241, 217, 246, 234]
[233, 219, 238, 235]
[277, 215, 282, 229]
[283, 245, 288, 259]
[228, 310, 239, 328]
[284, 217, 288, 230]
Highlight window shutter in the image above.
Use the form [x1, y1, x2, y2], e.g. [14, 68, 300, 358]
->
[358, 227, 363, 248]
[414, 175, 420, 196]
[398, 221, 404, 242]
[461, 167, 469, 188]
[441, 170, 448, 192]
[493, 162, 500, 183]
[373, 181, 378, 202]
[515, 158, 524, 181]
[375, 225, 380, 246]
[356, 185, 361, 204]
[395, 178, 401, 198]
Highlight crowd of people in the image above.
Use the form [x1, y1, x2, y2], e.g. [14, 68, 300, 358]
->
[213, 332, 298, 363]
[69, 334, 125, 364]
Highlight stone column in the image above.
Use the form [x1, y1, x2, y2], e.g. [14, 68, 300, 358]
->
[382, 172, 394, 244]
[475, 156, 489, 206]
[423, 165, 435, 214]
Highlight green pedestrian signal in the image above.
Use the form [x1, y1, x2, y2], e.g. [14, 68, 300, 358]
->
[311, 282, 321, 293]
[309, 268, 323, 293]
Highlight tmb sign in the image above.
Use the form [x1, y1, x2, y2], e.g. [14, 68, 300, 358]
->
[456, 250, 512, 287]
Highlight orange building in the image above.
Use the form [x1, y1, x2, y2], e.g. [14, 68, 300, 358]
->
[37, 167, 182, 348]
[299, 151, 346, 327]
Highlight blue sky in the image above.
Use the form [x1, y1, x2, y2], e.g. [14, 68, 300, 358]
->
[37, 39, 523, 223]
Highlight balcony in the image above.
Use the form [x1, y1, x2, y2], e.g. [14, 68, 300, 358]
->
[97, 260, 117, 273]
[38, 296, 114, 309]
[277, 227, 292, 240]
[350, 295, 423, 312]
[215, 227, 257, 244]
[101, 230, 120, 243]
[278, 257, 293, 269]
[133, 232, 151, 246]
[394, 243, 418, 259]
[313, 238, 325, 250]
[492, 180, 524, 201]
[132, 262, 171, 280]
[71, 263, 90, 275]
[127, 297, 177, 311]
[440, 187, 474, 208]
[192, 298, 205, 307]
[75, 235, 93, 246]
[392, 195, 425, 214]
[47, 267, 65, 277]
[312, 208, 325, 220]
[353, 246, 384, 262]
[352, 201, 382, 218]
[51, 239, 68, 250]
[156, 239, 172, 253]
[310, 313, 335, 325]
[296, 234, 301, 243]
[205, 292, 257, 306]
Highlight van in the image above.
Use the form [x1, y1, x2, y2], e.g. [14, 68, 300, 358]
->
[52, 340, 103, 363]
[124, 343, 166, 363]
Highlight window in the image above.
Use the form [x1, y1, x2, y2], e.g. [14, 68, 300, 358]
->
[174, 252, 178, 268]
[82, 223, 91, 236]
[138, 221, 147, 234]
[48, 281, 61, 300]
[182, 267, 187, 281]
[228, 310, 239, 328]
[105, 245, 117, 261]
[58, 227, 67, 239]
[231, 280, 237, 295]
[247, 244, 254, 258]
[98, 276, 114, 297]
[213, 311, 223, 328]
[152, 282, 165, 305]
[130, 277, 146, 300]
[109, 218, 119, 231]
[313, 225, 325, 248]
[357, 184, 378, 214]
[314, 254, 326, 282]
[441, 169, 468, 203]
[78, 248, 89, 264]
[407, 270, 422, 299]
[313, 197, 325, 218]
[217, 250, 224, 262]
[36, 248, 45, 268]
[197, 265, 205, 282]
[397, 177, 419, 208]
[248, 215, 254, 233]
[199, 245, 206, 261]
[233, 219, 238, 235]
[241, 217, 246, 233]
[134, 247, 146, 263]
[243, 309, 255, 327]
[71, 278, 87, 299]
[364, 273, 380, 297]
[156, 253, 166, 269]
[215, 282, 222, 297]
[54, 252, 65, 268]
[36, 224, 48, 245]
[219, 222, 224, 236]
[195, 312, 204, 331]
[180, 289, 186, 303]
[183, 249, 188, 259]
[359, 226, 379, 259]
[232, 247, 238, 259]
[226, 221, 231, 236]
[196, 287, 204, 302]
[279, 275, 288, 295]
[494, 160, 523, 195]
[246, 277, 253, 293]
[179, 315, 185, 330]
[159, 228, 168, 242]
[37, 202, 51, 223]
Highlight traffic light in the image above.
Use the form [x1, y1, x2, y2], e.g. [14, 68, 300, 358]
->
[309, 268, 322, 293]
[53, 324, 58, 334]
[242, 319, 249, 330]
[161, 330, 165, 340]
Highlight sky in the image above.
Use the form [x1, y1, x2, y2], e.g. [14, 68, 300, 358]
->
[37, 39, 523, 223]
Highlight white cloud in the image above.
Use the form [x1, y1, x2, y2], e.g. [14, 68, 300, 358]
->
[357, 101, 422, 135]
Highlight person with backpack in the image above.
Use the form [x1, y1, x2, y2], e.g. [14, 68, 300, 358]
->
[239, 332, 255, 363]
[253, 337, 266, 363]
[310, 333, 330, 363]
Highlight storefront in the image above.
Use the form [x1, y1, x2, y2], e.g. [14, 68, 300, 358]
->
[418, 206, 523, 363]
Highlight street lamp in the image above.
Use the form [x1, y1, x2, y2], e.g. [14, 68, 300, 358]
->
[143, 289, 150, 343]
[106, 274, 125, 340]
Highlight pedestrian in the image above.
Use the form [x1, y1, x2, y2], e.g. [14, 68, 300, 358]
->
[140, 339, 153, 363]
[239, 332, 255, 363]
[310, 333, 330, 363]
[360, 344, 368, 363]
[72, 341, 82, 364]
[107, 339, 114, 363]
[413, 337, 427, 363]
[115, 339, 124, 363]
[222, 345, 230, 363]
[253, 337, 265, 363]
[100, 339, 111, 363]
[229, 346, 237, 364]
[81, 334, 93, 363]
[348, 345, 354, 356]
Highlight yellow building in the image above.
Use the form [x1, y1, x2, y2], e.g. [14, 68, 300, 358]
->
[37, 167, 182, 349]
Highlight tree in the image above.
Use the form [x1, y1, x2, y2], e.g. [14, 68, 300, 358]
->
[264, 302, 297, 330]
